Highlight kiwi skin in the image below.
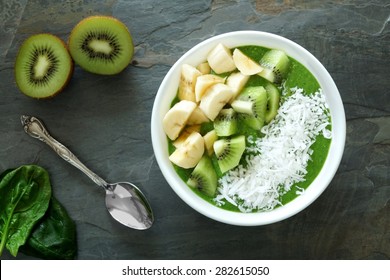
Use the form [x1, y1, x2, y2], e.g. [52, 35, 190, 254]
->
[14, 33, 74, 99]
[68, 15, 134, 75]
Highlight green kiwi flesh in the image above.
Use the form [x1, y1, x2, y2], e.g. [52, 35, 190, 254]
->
[187, 155, 218, 197]
[68, 16, 133, 75]
[236, 86, 267, 130]
[214, 108, 238, 136]
[259, 49, 290, 83]
[213, 135, 246, 174]
[264, 82, 281, 123]
[15, 34, 73, 98]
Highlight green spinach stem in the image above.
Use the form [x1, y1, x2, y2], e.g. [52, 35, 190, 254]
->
[0, 209, 14, 256]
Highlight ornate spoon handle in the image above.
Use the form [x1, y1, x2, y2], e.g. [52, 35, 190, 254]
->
[21, 115, 107, 189]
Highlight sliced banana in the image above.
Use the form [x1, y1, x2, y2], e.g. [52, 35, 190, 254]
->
[203, 130, 218, 155]
[207, 43, 236, 74]
[169, 131, 205, 169]
[195, 74, 225, 102]
[178, 64, 202, 102]
[232, 48, 263, 76]
[199, 83, 234, 121]
[163, 100, 197, 140]
[226, 71, 249, 102]
[172, 125, 201, 148]
[196, 62, 211, 74]
[187, 106, 210, 125]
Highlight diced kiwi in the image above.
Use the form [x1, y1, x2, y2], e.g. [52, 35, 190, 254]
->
[257, 68, 275, 83]
[213, 135, 246, 173]
[68, 16, 133, 75]
[236, 86, 267, 130]
[259, 49, 290, 83]
[214, 108, 238, 136]
[264, 82, 281, 123]
[231, 99, 253, 115]
[187, 155, 218, 197]
[14, 34, 74, 98]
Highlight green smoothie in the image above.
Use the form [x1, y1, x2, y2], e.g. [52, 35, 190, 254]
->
[168, 45, 331, 212]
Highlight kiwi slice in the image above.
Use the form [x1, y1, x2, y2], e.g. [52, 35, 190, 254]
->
[259, 49, 290, 83]
[214, 108, 238, 137]
[264, 82, 281, 123]
[213, 135, 246, 173]
[236, 86, 267, 130]
[68, 16, 133, 75]
[187, 155, 218, 197]
[14, 34, 73, 98]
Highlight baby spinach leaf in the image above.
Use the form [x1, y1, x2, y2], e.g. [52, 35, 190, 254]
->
[21, 196, 77, 259]
[0, 165, 51, 257]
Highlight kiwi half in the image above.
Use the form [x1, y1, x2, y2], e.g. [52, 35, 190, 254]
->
[14, 34, 73, 98]
[68, 16, 133, 75]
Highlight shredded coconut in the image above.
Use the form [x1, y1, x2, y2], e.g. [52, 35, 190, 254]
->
[214, 88, 332, 212]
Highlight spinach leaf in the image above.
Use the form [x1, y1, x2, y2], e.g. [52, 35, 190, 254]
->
[0, 165, 51, 257]
[21, 196, 77, 259]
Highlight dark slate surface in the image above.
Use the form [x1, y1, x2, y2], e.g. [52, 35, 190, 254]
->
[1, 0, 389, 260]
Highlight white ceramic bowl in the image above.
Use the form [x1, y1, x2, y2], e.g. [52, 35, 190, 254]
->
[151, 31, 345, 226]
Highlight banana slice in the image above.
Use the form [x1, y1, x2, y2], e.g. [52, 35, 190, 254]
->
[196, 62, 211, 74]
[178, 64, 202, 102]
[172, 125, 201, 148]
[226, 72, 249, 102]
[195, 74, 225, 102]
[169, 131, 205, 169]
[163, 100, 197, 140]
[203, 130, 218, 155]
[207, 43, 236, 74]
[232, 48, 263, 75]
[187, 106, 210, 125]
[199, 83, 234, 121]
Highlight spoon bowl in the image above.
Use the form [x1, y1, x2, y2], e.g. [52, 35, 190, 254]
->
[105, 182, 153, 229]
[21, 115, 153, 230]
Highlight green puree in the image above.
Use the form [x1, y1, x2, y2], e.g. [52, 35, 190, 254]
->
[168, 45, 331, 212]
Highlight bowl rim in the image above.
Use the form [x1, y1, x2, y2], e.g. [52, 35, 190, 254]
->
[151, 30, 346, 226]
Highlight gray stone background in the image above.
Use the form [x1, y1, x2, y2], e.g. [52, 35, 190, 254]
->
[0, 0, 389, 259]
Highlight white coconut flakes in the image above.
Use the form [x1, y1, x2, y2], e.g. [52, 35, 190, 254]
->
[214, 88, 332, 212]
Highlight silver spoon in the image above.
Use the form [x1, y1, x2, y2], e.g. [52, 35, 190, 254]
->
[21, 115, 153, 230]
